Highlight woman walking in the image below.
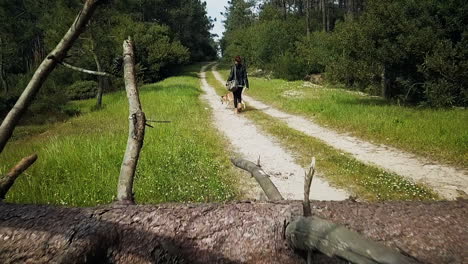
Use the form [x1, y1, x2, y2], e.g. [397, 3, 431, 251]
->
[226, 56, 249, 113]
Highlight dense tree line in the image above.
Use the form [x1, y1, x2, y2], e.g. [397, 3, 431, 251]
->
[0, 0, 217, 120]
[221, 0, 467, 107]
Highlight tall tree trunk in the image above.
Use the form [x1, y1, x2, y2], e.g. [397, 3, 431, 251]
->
[347, 0, 355, 19]
[0, 0, 103, 154]
[0, 37, 8, 94]
[117, 38, 146, 203]
[92, 50, 104, 108]
[381, 64, 393, 99]
[326, 0, 331, 32]
[283, 0, 287, 19]
[321, 0, 327, 32]
[305, 0, 311, 38]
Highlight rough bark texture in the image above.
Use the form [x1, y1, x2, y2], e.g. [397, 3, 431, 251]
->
[0, 0, 103, 154]
[117, 38, 146, 203]
[231, 158, 284, 201]
[0, 200, 466, 264]
[0, 154, 38, 200]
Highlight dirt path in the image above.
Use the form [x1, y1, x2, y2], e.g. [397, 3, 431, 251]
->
[199, 65, 348, 200]
[212, 65, 468, 200]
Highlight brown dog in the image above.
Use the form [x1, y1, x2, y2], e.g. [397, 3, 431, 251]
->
[221, 93, 246, 110]
[220, 92, 234, 105]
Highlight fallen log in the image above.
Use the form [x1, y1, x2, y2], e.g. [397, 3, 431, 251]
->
[0, 200, 466, 264]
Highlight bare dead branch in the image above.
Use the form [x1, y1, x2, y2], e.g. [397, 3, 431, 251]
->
[61, 61, 113, 77]
[231, 157, 284, 201]
[0, 154, 38, 200]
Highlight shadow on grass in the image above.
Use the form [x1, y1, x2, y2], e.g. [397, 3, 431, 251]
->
[338, 97, 390, 107]
[144, 84, 200, 94]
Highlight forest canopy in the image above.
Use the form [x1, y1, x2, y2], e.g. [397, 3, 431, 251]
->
[0, 0, 217, 119]
[221, 0, 468, 107]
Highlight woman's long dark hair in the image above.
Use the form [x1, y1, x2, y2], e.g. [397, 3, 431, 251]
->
[234, 56, 242, 64]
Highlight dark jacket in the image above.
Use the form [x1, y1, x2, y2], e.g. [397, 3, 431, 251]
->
[227, 64, 249, 88]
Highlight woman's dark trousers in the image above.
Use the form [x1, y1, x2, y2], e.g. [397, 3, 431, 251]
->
[233, 87, 244, 108]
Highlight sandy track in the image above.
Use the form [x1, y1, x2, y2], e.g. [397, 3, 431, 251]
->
[199, 65, 348, 200]
[212, 65, 468, 200]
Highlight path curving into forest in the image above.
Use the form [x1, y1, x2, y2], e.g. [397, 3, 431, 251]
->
[199, 65, 349, 200]
[211, 65, 468, 200]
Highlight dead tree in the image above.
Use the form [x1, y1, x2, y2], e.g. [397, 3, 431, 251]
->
[116, 38, 146, 204]
[0, 0, 104, 154]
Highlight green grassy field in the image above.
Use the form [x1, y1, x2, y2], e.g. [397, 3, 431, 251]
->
[216, 65, 468, 169]
[0, 65, 241, 206]
[206, 69, 438, 201]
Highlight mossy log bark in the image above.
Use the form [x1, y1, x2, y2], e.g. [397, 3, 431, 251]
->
[0, 200, 466, 264]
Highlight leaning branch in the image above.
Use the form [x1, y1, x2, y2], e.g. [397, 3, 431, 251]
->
[61, 61, 113, 77]
[116, 38, 146, 204]
[0, 0, 103, 153]
[286, 216, 419, 264]
[0, 154, 38, 200]
[231, 157, 284, 201]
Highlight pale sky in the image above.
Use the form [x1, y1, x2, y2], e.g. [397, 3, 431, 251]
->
[204, 0, 230, 40]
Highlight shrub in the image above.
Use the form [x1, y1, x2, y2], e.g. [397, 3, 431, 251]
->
[66, 80, 98, 100]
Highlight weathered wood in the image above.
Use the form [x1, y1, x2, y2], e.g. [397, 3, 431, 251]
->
[286, 216, 419, 264]
[117, 38, 146, 203]
[231, 157, 284, 201]
[237, 157, 418, 263]
[61, 61, 112, 77]
[0, 154, 37, 200]
[0, 200, 466, 264]
[303, 157, 315, 217]
[0, 0, 103, 154]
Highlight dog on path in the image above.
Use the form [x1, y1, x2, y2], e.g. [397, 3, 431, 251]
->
[221, 93, 246, 110]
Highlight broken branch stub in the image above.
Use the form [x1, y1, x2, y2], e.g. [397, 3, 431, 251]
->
[286, 216, 419, 264]
[0, 154, 38, 200]
[303, 157, 316, 217]
[116, 38, 146, 203]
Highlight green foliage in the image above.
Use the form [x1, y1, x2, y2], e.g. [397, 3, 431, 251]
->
[420, 37, 468, 107]
[326, 0, 468, 106]
[66, 80, 98, 100]
[221, 0, 468, 107]
[131, 23, 190, 81]
[223, 17, 306, 80]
